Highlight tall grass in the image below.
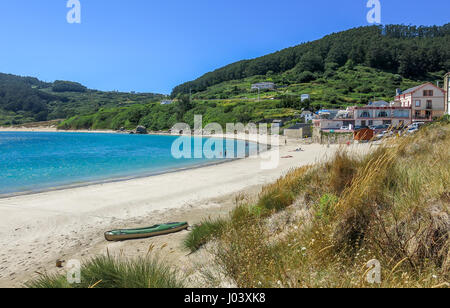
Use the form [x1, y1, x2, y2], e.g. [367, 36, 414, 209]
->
[26, 255, 185, 288]
[201, 121, 450, 288]
[184, 218, 228, 252]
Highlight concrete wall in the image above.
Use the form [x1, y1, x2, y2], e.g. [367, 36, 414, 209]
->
[284, 126, 312, 139]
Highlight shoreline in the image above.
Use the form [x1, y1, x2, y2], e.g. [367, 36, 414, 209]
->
[0, 157, 242, 199]
[0, 129, 275, 198]
[0, 126, 278, 143]
[0, 136, 372, 288]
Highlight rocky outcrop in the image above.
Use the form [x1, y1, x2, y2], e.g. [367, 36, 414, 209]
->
[135, 126, 148, 134]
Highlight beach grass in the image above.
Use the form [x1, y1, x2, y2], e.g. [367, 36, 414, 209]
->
[196, 119, 450, 288]
[184, 218, 228, 253]
[26, 255, 185, 288]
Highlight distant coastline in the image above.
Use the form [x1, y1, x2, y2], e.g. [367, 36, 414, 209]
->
[0, 126, 277, 146]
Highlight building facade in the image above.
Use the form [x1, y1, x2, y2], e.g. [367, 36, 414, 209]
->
[300, 111, 314, 123]
[284, 123, 312, 138]
[395, 83, 446, 122]
[301, 94, 310, 102]
[251, 82, 276, 91]
[312, 109, 354, 130]
[160, 100, 174, 105]
[353, 106, 411, 127]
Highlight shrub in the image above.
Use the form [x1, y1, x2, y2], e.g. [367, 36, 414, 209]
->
[26, 255, 185, 288]
[184, 218, 228, 252]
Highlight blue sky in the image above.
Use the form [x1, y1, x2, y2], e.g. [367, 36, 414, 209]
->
[0, 1, 448, 94]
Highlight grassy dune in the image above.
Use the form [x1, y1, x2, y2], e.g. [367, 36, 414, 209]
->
[191, 119, 449, 288]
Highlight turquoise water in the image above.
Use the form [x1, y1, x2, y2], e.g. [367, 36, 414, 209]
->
[0, 132, 253, 195]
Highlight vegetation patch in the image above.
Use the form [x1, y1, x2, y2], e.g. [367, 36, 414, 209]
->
[190, 120, 450, 288]
[26, 255, 185, 289]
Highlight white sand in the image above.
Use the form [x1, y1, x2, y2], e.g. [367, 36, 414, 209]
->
[0, 137, 372, 287]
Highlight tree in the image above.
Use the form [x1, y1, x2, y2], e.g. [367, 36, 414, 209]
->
[175, 95, 193, 121]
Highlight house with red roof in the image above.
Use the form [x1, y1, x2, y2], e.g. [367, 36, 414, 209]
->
[394, 82, 446, 122]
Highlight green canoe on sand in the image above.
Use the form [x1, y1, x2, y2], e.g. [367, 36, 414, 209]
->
[105, 222, 189, 241]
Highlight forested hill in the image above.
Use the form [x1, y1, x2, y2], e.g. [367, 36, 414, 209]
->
[171, 24, 450, 97]
[0, 73, 165, 125]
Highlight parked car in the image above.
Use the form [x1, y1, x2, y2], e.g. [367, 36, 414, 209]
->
[406, 127, 419, 135]
[374, 130, 394, 140]
[370, 124, 390, 131]
[340, 126, 351, 130]
[354, 126, 369, 131]
[409, 122, 425, 129]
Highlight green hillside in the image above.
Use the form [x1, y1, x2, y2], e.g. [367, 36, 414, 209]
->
[0, 73, 165, 126]
[189, 64, 427, 107]
[58, 64, 440, 131]
[4, 24, 449, 130]
[172, 24, 450, 97]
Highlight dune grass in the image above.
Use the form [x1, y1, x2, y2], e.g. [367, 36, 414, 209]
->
[26, 255, 185, 288]
[184, 218, 228, 252]
[195, 120, 449, 288]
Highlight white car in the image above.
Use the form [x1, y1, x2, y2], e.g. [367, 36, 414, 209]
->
[406, 127, 418, 135]
[375, 130, 394, 140]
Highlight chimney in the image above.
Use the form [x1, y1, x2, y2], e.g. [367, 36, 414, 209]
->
[436, 81, 440, 88]
[396, 88, 402, 96]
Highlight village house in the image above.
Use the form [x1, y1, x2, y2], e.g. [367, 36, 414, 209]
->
[312, 109, 354, 130]
[314, 103, 413, 130]
[394, 82, 446, 122]
[251, 82, 276, 91]
[160, 100, 174, 105]
[301, 94, 310, 102]
[353, 105, 411, 127]
[300, 111, 314, 123]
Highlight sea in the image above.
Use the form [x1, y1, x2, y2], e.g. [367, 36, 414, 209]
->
[0, 132, 255, 196]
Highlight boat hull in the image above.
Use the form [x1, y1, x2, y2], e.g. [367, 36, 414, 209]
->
[105, 223, 189, 241]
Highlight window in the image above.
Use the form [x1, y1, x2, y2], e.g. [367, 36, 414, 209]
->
[361, 121, 366, 127]
[423, 90, 434, 97]
[369, 120, 373, 126]
[377, 111, 388, 118]
[393, 110, 410, 118]
[426, 100, 432, 109]
[415, 100, 421, 107]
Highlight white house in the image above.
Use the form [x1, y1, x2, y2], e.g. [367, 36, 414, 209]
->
[301, 94, 310, 102]
[160, 100, 174, 105]
[251, 82, 276, 91]
[300, 111, 314, 123]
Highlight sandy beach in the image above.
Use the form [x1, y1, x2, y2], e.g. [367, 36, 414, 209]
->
[0, 131, 373, 287]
